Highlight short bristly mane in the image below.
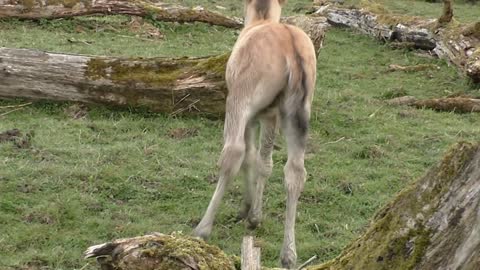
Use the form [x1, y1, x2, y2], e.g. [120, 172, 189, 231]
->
[244, 0, 282, 26]
[255, 0, 271, 19]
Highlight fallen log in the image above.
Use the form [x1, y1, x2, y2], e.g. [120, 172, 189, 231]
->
[0, 0, 243, 28]
[0, 16, 328, 117]
[0, 48, 229, 117]
[83, 142, 480, 269]
[316, 2, 480, 83]
[386, 96, 480, 113]
[413, 97, 480, 113]
[310, 141, 480, 269]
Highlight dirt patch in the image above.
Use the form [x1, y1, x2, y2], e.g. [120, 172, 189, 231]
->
[18, 259, 49, 270]
[0, 128, 21, 142]
[63, 103, 88, 119]
[23, 212, 55, 225]
[168, 127, 199, 139]
[0, 129, 34, 148]
[127, 17, 164, 40]
[355, 145, 385, 159]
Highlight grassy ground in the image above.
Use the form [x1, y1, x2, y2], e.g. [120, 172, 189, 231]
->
[1, 0, 480, 269]
[344, 0, 479, 23]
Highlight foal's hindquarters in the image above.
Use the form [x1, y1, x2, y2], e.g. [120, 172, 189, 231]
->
[193, 21, 316, 269]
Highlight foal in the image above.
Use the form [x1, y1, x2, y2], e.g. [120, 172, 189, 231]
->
[193, 0, 316, 268]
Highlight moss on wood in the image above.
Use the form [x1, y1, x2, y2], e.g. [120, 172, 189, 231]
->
[85, 54, 229, 86]
[90, 233, 237, 270]
[82, 54, 229, 117]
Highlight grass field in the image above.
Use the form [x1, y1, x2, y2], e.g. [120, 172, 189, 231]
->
[1, 0, 479, 269]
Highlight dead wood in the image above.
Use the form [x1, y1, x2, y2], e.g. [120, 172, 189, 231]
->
[386, 96, 417, 106]
[387, 96, 480, 113]
[0, 0, 243, 28]
[387, 64, 440, 72]
[241, 236, 261, 270]
[0, 48, 230, 117]
[316, 3, 480, 83]
[413, 97, 480, 113]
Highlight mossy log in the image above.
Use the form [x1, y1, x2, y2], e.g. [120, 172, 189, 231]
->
[316, 4, 480, 83]
[84, 232, 238, 270]
[0, 0, 243, 28]
[309, 142, 480, 270]
[0, 47, 229, 117]
[0, 16, 327, 118]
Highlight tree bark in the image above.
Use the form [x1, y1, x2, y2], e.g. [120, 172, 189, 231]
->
[309, 141, 480, 270]
[0, 0, 243, 28]
[241, 236, 261, 270]
[316, 4, 480, 83]
[0, 16, 328, 118]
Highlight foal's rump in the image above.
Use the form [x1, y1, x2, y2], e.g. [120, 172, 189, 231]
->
[225, 22, 316, 121]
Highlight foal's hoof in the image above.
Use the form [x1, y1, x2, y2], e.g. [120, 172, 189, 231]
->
[246, 216, 261, 230]
[236, 207, 250, 221]
[192, 226, 211, 240]
[246, 210, 262, 230]
[280, 248, 297, 269]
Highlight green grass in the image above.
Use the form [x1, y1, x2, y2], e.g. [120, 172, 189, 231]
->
[1, 0, 480, 269]
[344, 0, 479, 23]
[0, 16, 237, 57]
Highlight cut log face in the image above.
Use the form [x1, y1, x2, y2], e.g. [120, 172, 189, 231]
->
[0, 0, 243, 28]
[309, 142, 480, 270]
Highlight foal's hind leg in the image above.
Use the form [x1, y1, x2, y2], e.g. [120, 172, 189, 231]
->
[280, 108, 309, 269]
[238, 123, 258, 221]
[193, 102, 249, 239]
[246, 112, 277, 229]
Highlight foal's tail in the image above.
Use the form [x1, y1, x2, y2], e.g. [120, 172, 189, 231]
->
[283, 49, 314, 137]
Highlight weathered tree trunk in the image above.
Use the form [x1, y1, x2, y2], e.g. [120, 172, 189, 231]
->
[0, 47, 229, 117]
[316, 4, 480, 83]
[0, 0, 243, 28]
[83, 142, 480, 270]
[309, 141, 480, 270]
[0, 16, 328, 117]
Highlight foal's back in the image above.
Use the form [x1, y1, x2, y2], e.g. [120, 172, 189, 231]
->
[226, 21, 317, 119]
